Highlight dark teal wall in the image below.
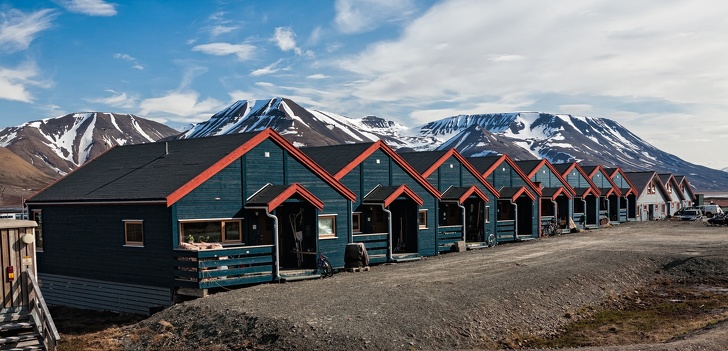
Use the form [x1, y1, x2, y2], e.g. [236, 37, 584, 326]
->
[35, 204, 173, 288]
[486, 162, 527, 188]
[532, 165, 562, 188]
[565, 169, 591, 188]
[611, 173, 629, 188]
[591, 171, 613, 188]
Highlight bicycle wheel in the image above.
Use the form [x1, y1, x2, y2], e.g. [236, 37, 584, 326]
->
[320, 258, 334, 278]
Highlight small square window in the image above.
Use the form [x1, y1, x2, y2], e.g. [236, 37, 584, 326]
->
[318, 215, 337, 239]
[418, 210, 427, 229]
[124, 220, 144, 246]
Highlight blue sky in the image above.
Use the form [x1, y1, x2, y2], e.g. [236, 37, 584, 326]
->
[1, 0, 727, 169]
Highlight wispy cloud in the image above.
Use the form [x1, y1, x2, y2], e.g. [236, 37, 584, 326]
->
[0, 62, 49, 102]
[307, 74, 328, 80]
[55, 0, 117, 16]
[0, 8, 56, 52]
[272, 27, 306, 56]
[251, 60, 283, 76]
[139, 90, 223, 122]
[113, 53, 144, 70]
[192, 42, 256, 61]
[87, 90, 136, 109]
[334, 0, 416, 34]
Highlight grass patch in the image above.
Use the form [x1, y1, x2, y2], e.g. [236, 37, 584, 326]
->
[522, 281, 728, 348]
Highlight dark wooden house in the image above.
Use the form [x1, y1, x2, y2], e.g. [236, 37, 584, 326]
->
[302, 142, 442, 263]
[398, 149, 500, 249]
[552, 162, 600, 229]
[467, 155, 540, 242]
[514, 159, 574, 233]
[603, 167, 639, 222]
[582, 165, 622, 225]
[25, 129, 356, 314]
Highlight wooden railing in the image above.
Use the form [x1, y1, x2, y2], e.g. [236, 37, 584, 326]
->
[353, 233, 388, 264]
[24, 270, 60, 351]
[495, 220, 516, 242]
[174, 245, 275, 289]
[437, 225, 462, 252]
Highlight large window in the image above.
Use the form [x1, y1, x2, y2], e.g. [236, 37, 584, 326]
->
[180, 220, 243, 244]
[318, 215, 337, 239]
[124, 220, 144, 246]
[32, 210, 43, 251]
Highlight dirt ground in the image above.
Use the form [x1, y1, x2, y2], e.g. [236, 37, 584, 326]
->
[54, 220, 728, 350]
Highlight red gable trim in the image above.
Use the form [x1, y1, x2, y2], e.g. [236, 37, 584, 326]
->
[587, 165, 622, 197]
[505, 186, 537, 202]
[383, 184, 425, 207]
[560, 163, 601, 197]
[451, 185, 489, 204]
[264, 183, 324, 212]
[481, 155, 542, 196]
[334, 140, 442, 199]
[166, 129, 356, 207]
[420, 149, 500, 197]
[606, 167, 639, 197]
[543, 187, 572, 199]
[525, 159, 577, 195]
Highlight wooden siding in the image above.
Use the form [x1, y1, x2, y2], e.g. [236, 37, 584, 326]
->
[611, 173, 630, 188]
[34, 204, 173, 288]
[531, 165, 562, 188]
[565, 170, 591, 188]
[38, 273, 171, 315]
[486, 163, 528, 189]
[0, 226, 36, 309]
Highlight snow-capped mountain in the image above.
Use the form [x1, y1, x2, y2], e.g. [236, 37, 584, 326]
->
[0, 112, 179, 178]
[181, 100, 727, 191]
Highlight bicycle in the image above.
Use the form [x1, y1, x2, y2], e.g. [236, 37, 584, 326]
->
[542, 219, 561, 237]
[316, 251, 334, 278]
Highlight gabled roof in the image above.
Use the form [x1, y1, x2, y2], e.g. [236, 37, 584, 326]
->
[541, 187, 571, 199]
[441, 185, 489, 204]
[624, 171, 670, 201]
[498, 186, 537, 201]
[303, 141, 441, 199]
[28, 129, 355, 206]
[467, 155, 541, 196]
[581, 165, 622, 197]
[675, 175, 696, 201]
[362, 184, 424, 207]
[245, 183, 324, 212]
[603, 167, 639, 196]
[398, 149, 500, 197]
[514, 159, 576, 196]
[658, 173, 685, 201]
[550, 162, 601, 197]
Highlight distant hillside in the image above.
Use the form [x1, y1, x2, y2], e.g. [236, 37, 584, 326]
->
[0, 147, 55, 206]
[0, 112, 180, 178]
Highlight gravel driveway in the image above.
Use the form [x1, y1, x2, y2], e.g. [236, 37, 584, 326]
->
[123, 220, 728, 350]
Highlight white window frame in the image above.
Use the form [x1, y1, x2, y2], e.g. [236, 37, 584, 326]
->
[179, 219, 244, 244]
[123, 220, 144, 247]
[418, 209, 428, 229]
[318, 214, 337, 239]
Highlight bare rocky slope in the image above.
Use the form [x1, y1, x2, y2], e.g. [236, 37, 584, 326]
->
[103, 221, 728, 351]
[0, 147, 55, 206]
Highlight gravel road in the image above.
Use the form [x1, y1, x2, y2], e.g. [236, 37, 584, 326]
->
[121, 220, 728, 350]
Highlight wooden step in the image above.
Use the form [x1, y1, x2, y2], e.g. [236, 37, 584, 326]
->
[0, 322, 33, 333]
[0, 332, 41, 345]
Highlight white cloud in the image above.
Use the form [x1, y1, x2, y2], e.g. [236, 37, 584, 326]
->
[272, 27, 302, 55]
[0, 62, 48, 102]
[55, 0, 117, 16]
[559, 104, 593, 115]
[334, 0, 416, 34]
[0, 8, 56, 52]
[139, 90, 224, 122]
[251, 60, 283, 77]
[192, 42, 256, 61]
[113, 53, 144, 70]
[307, 74, 328, 80]
[87, 90, 136, 109]
[208, 25, 238, 37]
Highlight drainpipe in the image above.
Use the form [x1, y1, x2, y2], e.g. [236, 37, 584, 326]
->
[248, 207, 279, 280]
[459, 203, 467, 242]
[551, 199, 558, 234]
[510, 199, 518, 240]
[382, 204, 393, 262]
[582, 198, 587, 228]
[605, 197, 610, 224]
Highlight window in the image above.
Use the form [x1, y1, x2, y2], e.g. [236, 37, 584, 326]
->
[32, 210, 43, 251]
[352, 212, 361, 233]
[180, 220, 243, 244]
[318, 215, 336, 239]
[124, 220, 144, 246]
[418, 209, 428, 228]
[485, 206, 490, 223]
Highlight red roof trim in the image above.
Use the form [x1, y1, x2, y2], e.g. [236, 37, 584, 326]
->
[166, 129, 356, 207]
[453, 185, 489, 204]
[588, 165, 622, 197]
[543, 187, 572, 199]
[526, 159, 577, 195]
[383, 184, 425, 207]
[420, 149, 500, 197]
[266, 183, 324, 212]
[334, 140, 442, 199]
[606, 167, 639, 197]
[507, 186, 536, 201]
[481, 155, 542, 196]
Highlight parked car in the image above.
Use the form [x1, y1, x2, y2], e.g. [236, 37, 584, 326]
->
[680, 210, 703, 221]
[706, 213, 727, 226]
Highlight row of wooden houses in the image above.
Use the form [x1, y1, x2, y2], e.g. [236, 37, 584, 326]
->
[24, 128, 697, 314]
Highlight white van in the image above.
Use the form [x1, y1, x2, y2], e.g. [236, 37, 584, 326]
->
[685, 205, 723, 217]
